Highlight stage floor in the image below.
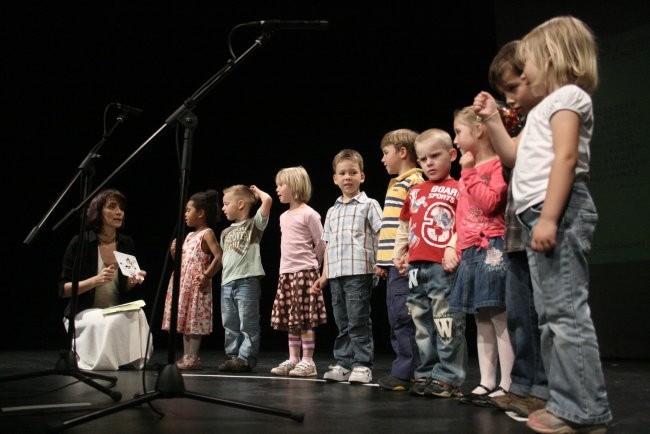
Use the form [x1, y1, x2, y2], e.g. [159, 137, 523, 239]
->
[0, 349, 647, 433]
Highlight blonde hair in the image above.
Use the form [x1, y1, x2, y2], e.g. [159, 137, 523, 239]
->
[415, 128, 453, 150]
[332, 149, 364, 172]
[275, 166, 312, 203]
[380, 129, 419, 164]
[222, 184, 256, 209]
[454, 106, 483, 132]
[519, 15, 598, 94]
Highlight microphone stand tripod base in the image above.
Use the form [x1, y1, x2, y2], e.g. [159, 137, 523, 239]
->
[48, 362, 304, 432]
[0, 349, 122, 402]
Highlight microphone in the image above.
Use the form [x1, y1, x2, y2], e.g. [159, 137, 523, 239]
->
[257, 20, 329, 32]
[114, 103, 143, 116]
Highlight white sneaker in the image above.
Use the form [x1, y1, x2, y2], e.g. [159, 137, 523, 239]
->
[289, 360, 317, 377]
[270, 360, 297, 376]
[323, 364, 351, 382]
[348, 366, 372, 384]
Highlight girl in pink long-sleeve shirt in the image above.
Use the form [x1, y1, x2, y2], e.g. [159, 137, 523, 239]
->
[449, 106, 514, 406]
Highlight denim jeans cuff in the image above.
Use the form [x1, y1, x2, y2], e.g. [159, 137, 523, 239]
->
[529, 384, 549, 401]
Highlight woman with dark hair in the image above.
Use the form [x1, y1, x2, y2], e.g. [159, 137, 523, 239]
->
[58, 188, 150, 370]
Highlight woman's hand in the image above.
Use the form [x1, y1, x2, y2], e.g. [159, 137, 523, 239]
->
[129, 269, 146, 285]
[96, 264, 117, 285]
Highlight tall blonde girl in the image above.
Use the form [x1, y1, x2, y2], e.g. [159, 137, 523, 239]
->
[474, 15, 611, 433]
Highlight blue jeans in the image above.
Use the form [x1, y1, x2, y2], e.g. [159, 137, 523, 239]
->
[406, 261, 467, 386]
[329, 274, 374, 368]
[386, 267, 420, 380]
[506, 250, 548, 400]
[221, 277, 261, 368]
[517, 183, 611, 425]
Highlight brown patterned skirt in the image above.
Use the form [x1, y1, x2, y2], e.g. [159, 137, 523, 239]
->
[270, 269, 327, 333]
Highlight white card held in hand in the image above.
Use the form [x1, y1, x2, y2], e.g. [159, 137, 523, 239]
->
[113, 251, 144, 282]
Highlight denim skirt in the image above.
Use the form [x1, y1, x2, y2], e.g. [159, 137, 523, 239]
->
[449, 237, 509, 314]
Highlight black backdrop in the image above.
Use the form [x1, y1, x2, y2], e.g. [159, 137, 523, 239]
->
[4, 2, 649, 359]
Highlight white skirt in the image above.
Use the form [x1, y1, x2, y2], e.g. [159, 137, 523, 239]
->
[64, 308, 153, 370]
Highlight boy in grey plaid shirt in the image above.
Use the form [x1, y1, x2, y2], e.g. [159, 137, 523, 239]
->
[311, 149, 383, 384]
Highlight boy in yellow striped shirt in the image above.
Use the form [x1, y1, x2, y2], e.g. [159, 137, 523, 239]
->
[374, 129, 425, 391]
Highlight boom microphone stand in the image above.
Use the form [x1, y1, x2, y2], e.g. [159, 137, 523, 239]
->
[0, 107, 135, 401]
[49, 25, 308, 432]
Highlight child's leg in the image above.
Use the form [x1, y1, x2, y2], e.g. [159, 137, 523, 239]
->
[474, 309, 498, 393]
[406, 267, 436, 378]
[505, 251, 548, 400]
[188, 334, 202, 360]
[488, 306, 514, 396]
[235, 277, 261, 368]
[344, 275, 374, 367]
[427, 261, 467, 388]
[177, 334, 202, 369]
[386, 267, 420, 380]
[288, 329, 318, 378]
[329, 277, 353, 368]
[221, 282, 241, 359]
[300, 329, 315, 362]
[288, 332, 301, 363]
[182, 334, 190, 357]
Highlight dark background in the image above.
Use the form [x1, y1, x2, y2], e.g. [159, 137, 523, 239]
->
[4, 2, 649, 359]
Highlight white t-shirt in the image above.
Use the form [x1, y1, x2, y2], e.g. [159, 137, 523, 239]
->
[513, 84, 593, 214]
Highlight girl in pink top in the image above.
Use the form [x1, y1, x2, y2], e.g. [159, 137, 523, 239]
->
[270, 166, 327, 377]
[449, 107, 514, 405]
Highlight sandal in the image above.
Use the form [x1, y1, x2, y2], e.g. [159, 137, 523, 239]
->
[472, 386, 508, 407]
[458, 384, 494, 406]
[177, 355, 202, 371]
[488, 386, 507, 398]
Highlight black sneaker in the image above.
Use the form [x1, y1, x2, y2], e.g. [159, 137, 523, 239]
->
[377, 375, 411, 391]
[424, 378, 462, 398]
[410, 377, 431, 396]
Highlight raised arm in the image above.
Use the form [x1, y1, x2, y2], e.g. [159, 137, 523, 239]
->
[250, 185, 272, 218]
[474, 91, 518, 168]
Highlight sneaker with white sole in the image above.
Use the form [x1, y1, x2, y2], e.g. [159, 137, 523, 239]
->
[348, 366, 372, 384]
[270, 360, 297, 376]
[323, 364, 351, 382]
[289, 360, 317, 377]
[410, 377, 430, 396]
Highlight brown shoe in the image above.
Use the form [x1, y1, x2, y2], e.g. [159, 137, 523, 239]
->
[219, 357, 251, 373]
[527, 409, 607, 433]
[490, 391, 518, 411]
[509, 395, 547, 417]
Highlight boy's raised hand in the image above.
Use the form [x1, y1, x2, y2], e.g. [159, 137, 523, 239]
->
[473, 91, 498, 120]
